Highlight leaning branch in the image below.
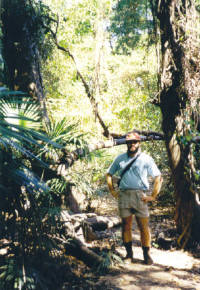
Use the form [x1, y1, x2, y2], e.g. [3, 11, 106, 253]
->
[49, 139, 115, 176]
[46, 17, 110, 138]
[49, 133, 164, 177]
[49, 130, 200, 178]
[111, 130, 164, 140]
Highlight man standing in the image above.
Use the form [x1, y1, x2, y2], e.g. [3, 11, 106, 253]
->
[106, 132, 163, 264]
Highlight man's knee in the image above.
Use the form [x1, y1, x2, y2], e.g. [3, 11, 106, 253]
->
[136, 217, 150, 231]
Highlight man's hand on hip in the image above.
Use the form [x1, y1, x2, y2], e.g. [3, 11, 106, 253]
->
[111, 189, 119, 199]
[142, 195, 155, 203]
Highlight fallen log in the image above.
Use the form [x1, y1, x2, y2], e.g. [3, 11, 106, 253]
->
[84, 216, 120, 231]
[65, 237, 104, 268]
[60, 211, 121, 243]
[55, 236, 104, 269]
[60, 211, 120, 228]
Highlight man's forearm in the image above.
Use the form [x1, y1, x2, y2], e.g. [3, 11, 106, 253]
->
[151, 175, 163, 199]
[142, 175, 163, 203]
[106, 173, 119, 199]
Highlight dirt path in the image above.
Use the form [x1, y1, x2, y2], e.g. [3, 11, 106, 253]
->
[91, 195, 200, 290]
[97, 235, 200, 289]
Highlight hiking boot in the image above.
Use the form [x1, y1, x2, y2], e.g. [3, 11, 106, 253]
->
[123, 242, 134, 263]
[142, 246, 153, 265]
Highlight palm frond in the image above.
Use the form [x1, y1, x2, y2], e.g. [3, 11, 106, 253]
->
[0, 121, 43, 147]
[45, 117, 87, 147]
[0, 88, 41, 130]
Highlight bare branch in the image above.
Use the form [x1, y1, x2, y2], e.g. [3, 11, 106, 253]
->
[45, 19, 110, 138]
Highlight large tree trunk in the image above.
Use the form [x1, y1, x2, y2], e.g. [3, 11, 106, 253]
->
[1, 0, 50, 125]
[155, 0, 200, 247]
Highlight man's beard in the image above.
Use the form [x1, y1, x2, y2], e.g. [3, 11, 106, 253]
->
[127, 146, 140, 156]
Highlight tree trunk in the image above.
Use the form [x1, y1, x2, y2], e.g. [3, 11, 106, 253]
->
[155, 0, 200, 247]
[1, 0, 50, 125]
[64, 237, 104, 268]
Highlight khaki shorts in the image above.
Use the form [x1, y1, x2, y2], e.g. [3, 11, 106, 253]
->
[118, 189, 149, 218]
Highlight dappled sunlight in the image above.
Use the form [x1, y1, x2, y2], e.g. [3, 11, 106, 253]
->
[152, 249, 195, 269]
[98, 253, 200, 290]
[93, 193, 200, 289]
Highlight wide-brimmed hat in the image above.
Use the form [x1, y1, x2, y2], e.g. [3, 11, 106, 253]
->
[126, 132, 141, 141]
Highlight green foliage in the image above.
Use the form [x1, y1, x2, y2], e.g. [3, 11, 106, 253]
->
[75, 19, 93, 37]
[0, 89, 54, 162]
[0, 88, 41, 129]
[45, 117, 87, 148]
[96, 248, 123, 274]
[109, 0, 154, 54]
[41, 0, 164, 204]
[0, 88, 67, 289]
[42, 0, 161, 140]
[41, 116, 96, 204]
